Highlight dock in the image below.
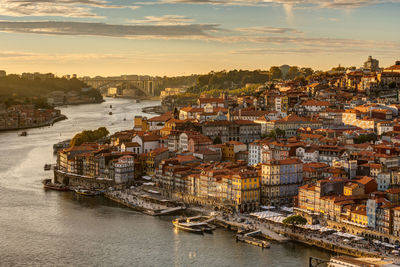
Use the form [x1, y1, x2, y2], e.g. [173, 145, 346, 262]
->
[104, 190, 185, 216]
[236, 235, 270, 249]
[214, 216, 289, 242]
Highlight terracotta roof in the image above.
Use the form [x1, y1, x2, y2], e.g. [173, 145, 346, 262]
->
[300, 100, 330, 107]
[198, 98, 224, 104]
[276, 114, 311, 123]
[264, 158, 302, 165]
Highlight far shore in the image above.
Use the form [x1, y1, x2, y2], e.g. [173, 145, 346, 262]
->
[0, 115, 67, 132]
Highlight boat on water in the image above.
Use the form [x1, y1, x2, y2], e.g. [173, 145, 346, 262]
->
[74, 188, 103, 196]
[42, 179, 69, 191]
[110, 104, 112, 108]
[173, 218, 204, 234]
[43, 164, 52, 171]
[19, 131, 27, 136]
[109, 111, 113, 115]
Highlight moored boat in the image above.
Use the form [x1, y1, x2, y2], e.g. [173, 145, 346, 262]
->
[44, 164, 52, 171]
[74, 188, 103, 196]
[172, 218, 204, 234]
[42, 179, 69, 191]
[19, 131, 27, 136]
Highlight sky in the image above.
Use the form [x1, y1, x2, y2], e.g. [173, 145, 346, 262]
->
[0, 0, 399, 77]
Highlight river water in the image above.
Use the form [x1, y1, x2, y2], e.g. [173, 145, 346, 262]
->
[0, 98, 332, 266]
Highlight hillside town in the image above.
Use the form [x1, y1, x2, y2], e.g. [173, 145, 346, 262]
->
[0, 104, 66, 131]
[53, 58, 400, 264]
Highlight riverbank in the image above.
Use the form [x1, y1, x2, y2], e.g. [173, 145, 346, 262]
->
[101, 187, 384, 259]
[55, 98, 104, 107]
[220, 214, 387, 259]
[0, 114, 67, 132]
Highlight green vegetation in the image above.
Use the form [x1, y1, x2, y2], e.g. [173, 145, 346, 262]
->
[283, 215, 307, 228]
[70, 127, 109, 147]
[162, 93, 198, 107]
[262, 128, 286, 140]
[161, 75, 200, 88]
[186, 70, 270, 94]
[0, 75, 102, 107]
[354, 134, 377, 144]
[213, 136, 222, 144]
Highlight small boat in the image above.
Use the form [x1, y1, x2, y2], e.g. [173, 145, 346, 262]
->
[110, 104, 112, 108]
[74, 188, 103, 196]
[44, 164, 52, 171]
[173, 218, 204, 234]
[42, 179, 69, 191]
[109, 111, 112, 115]
[19, 131, 27, 136]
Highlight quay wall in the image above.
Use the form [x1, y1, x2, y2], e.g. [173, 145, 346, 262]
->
[104, 193, 148, 213]
[0, 115, 67, 132]
[287, 232, 379, 258]
[54, 170, 115, 189]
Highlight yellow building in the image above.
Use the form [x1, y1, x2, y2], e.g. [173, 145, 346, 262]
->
[107, 87, 118, 96]
[221, 141, 246, 162]
[343, 182, 364, 196]
[134, 116, 149, 131]
[160, 87, 185, 99]
[350, 205, 368, 226]
[231, 169, 260, 212]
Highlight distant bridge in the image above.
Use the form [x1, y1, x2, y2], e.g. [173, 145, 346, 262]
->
[82, 78, 162, 96]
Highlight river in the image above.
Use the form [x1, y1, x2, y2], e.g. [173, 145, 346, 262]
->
[0, 98, 332, 266]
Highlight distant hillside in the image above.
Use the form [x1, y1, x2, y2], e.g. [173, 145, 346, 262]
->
[0, 75, 102, 108]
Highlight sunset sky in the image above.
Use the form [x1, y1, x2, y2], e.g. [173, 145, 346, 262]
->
[1, 0, 400, 76]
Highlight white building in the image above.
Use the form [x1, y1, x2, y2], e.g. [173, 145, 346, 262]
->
[114, 155, 134, 184]
[377, 122, 393, 136]
[248, 140, 263, 166]
[131, 134, 160, 153]
[296, 147, 319, 163]
[121, 142, 140, 153]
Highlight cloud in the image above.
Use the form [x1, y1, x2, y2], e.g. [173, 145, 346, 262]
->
[220, 35, 400, 50]
[0, 20, 221, 38]
[129, 15, 194, 25]
[0, 0, 139, 18]
[230, 46, 400, 55]
[236, 26, 302, 34]
[147, 0, 400, 9]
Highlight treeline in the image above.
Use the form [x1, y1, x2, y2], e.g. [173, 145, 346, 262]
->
[70, 127, 109, 147]
[187, 70, 269, 94]
[161, 75, 200, 89]
[182, 67, 315, 95]
[0, 75, 102, 107]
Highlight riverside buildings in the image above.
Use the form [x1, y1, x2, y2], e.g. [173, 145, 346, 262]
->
[54, 58, 400, 245]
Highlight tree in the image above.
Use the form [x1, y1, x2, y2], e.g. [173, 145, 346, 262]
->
[300, 67, 314, 77]
[275, 128, 286, 138]
[70, 127, 109, 147]
[287, 66, 300, 80]
[269, 66, 282, 80]
[213, 136, 222, 144]
[389, 82, 397, 89]
[354, 134, 377, 144]
[294, 76, 307, 86]
[283, 215, 307, 230]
